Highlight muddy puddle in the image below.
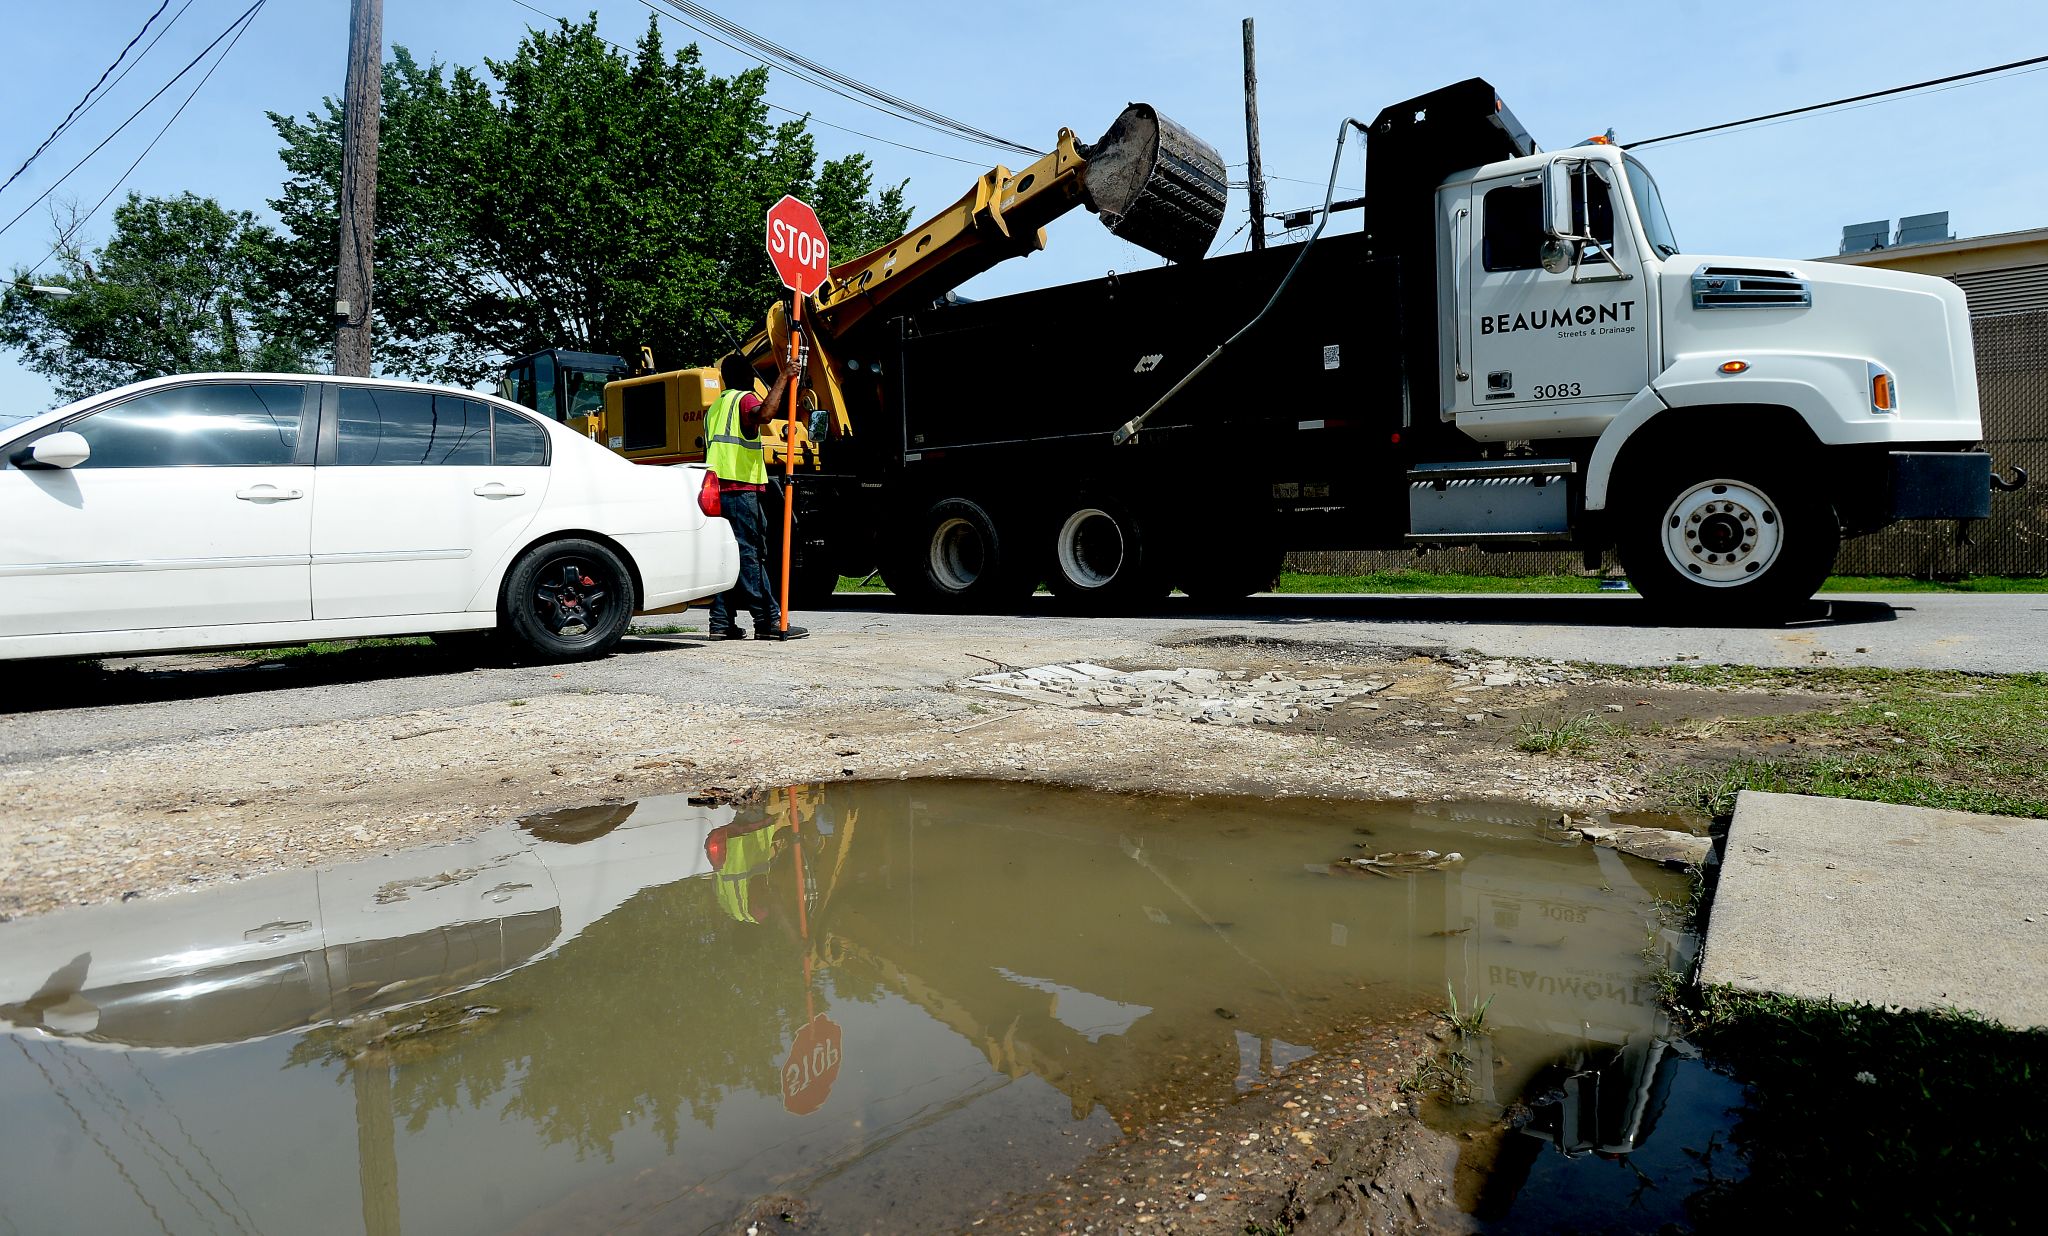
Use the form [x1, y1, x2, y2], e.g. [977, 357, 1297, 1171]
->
[0, 782, 1734, 1233]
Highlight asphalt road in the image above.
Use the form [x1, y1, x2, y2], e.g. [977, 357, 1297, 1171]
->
[794, 589, 2047, 675]
[2, 590, 2041, 766]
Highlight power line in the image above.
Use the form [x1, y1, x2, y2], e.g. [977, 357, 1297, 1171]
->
[507, 0, 992, 167]
[56, 0, 202, 152]
[639, 0, 1039, 157]
[1628, 52, 2048, 148]
[0, 0, 173, 197]
[29, 1, 266, 278]
[0, 0, 267, 244]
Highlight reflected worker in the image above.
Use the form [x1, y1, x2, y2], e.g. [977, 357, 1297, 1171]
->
[706, 347, 809, 641]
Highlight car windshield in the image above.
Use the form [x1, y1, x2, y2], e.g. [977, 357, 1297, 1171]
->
[0, 411, 34, 436]
[1624, 156, 1680, 258]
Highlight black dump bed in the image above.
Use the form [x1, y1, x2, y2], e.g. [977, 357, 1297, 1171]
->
[892, 232, 1400, 456]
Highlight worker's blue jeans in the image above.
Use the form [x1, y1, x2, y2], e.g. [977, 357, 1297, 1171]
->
[709, 487, 782, 634]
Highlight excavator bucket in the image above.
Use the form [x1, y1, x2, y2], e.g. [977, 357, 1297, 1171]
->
[1079, 103, 1229, 264]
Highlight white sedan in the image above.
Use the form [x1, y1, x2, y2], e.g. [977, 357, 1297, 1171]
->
[0, 373, 738, 662]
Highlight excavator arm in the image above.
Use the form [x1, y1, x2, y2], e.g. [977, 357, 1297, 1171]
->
[596, 106, 1223, 466]
[622, 103, 1227, 465]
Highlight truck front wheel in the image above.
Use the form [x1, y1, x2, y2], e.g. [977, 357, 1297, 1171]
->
[1616, 461, 1837, 621]
[1047, 500, 1170, 610]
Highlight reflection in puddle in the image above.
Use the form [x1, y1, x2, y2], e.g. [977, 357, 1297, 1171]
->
[0, 783, 1717, 1233]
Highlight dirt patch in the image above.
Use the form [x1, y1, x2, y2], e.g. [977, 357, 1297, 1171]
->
[0, 637, 1844, 921]
[975, 1013, 1470, 1236]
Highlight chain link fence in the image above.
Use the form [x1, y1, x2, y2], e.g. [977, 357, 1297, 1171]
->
[1288, 308, 2046, 580]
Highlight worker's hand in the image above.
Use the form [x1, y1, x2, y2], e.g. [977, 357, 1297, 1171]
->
[780, 340, 808, 382]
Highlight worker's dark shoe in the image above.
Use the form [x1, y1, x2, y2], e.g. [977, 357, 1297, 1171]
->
[709, 625, 748, 641]
[755, 624, 809, 641]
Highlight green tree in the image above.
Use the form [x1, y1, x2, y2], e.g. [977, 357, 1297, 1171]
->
[268, 15, 911, 386]
[0, 193, 314, 403]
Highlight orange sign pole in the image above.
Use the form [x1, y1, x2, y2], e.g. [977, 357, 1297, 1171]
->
[778, 297, 802, 633]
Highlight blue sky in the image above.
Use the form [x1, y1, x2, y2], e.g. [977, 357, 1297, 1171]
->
[2, 0, 2042, 411]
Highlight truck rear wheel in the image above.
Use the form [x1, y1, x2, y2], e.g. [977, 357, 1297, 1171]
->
[884, 497, 1029, 609]
[1047, 500, 1169, 610]
[1616, 460, 1836, 621]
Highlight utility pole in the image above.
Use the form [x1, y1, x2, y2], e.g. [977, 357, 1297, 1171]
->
[333, 0, 383, 375]
[1242, 17, 1267, 252]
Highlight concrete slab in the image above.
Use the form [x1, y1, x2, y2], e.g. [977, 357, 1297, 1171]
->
[1701, 791, 2048, 1027]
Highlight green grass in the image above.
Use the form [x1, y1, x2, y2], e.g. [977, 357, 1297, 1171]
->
[1819, 574, 2048, 593]
[227, 636, 432, 661]
[1275, 569, 1612, 594]
[1659, 670, 2048, 819]
[1514, 709, 1614, 754]
[1684, 990, 2046, 1233]
[829, 568, 2045, 595]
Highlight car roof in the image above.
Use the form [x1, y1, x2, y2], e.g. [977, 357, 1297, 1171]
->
[5, 371, 544, 444]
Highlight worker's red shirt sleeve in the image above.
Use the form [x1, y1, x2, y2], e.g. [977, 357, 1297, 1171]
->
[738, 392, 767, 433]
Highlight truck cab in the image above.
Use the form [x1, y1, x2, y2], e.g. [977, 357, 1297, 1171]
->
[1416, 135, 1990, 610]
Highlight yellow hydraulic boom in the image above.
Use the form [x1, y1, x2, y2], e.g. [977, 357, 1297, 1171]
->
[598, 103, 1227, 467]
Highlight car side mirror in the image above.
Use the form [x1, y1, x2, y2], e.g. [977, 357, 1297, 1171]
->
[1539, 237, 1577, 275]
[27, 430, 90, 469]
[1542, 160, 1579, 240]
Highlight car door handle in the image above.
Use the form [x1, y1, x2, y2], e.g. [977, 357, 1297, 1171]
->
[236, 485, 304, 502]
[473, 483, 527, 498]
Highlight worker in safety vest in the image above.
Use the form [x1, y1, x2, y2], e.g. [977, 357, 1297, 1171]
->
[707, 348, 808, 641]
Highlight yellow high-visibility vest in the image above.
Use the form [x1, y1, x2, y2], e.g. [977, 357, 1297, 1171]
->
[704, 388, 766, 485]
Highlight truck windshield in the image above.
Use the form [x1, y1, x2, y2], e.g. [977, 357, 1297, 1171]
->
[1623, 156, 1680, 258]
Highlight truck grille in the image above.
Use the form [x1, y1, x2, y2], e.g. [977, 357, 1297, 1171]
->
[1691, 264, 1813, 310]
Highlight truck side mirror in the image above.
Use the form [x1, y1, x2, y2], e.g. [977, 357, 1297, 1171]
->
[1542, 160, 1579, 240]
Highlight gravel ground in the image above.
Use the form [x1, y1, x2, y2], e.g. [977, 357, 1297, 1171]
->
[0, 614, 1841, 921]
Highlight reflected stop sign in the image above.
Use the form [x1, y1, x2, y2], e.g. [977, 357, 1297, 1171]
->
[766, 195, 830, 294]
[781, 1013, 843, 1116]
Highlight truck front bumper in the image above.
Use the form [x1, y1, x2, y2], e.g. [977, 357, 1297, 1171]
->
[1888, 451, 1992, 520]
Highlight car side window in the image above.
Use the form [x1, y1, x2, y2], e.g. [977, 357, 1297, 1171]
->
[494, 407, 550, 466]
[65, 383, 306, 468]
[337, 387, 491, 465]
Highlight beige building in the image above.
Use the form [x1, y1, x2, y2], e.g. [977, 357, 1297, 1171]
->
[1818, 219, 2045, 576]
[1821, 223, 2048, 316]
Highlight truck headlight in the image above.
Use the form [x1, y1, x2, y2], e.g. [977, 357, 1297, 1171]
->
[1868, 362, 1898, 415]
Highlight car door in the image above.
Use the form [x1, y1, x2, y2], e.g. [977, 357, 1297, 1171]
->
[0, 380, 314, 637]
[310, 384, 548, 619]
[1462, 161, 1650, 432]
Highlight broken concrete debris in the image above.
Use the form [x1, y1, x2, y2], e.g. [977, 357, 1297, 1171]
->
[1561, 814, 1712, 867]
[1342, 849, 1466, 876]
[964, 663, 1389, 726]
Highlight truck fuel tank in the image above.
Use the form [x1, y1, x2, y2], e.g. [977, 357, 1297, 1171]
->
[1079, 103, 1229, 264]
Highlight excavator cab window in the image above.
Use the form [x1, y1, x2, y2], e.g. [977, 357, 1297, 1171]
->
[563, 368, 609, 420]
[531, 351, 559, 420]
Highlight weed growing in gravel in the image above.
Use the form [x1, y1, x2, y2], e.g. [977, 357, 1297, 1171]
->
[1513, 710, 1612, 755]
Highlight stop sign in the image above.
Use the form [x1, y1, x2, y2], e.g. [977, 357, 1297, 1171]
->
[781, 1013, 843, 1116]
[766, 195, 830, 294]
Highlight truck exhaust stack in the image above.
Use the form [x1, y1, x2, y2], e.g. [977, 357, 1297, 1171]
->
[1079, 103, 1229, 264]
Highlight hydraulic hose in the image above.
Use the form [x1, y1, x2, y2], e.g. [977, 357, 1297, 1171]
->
[1111, 115, 1369, 446]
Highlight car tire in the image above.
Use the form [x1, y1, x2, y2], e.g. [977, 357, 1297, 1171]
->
[1046, 498, 1170, 611]
[884, 496, 1029, 610]
[501, 538, 637, 660]
[1615, 459, 1837, 622]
